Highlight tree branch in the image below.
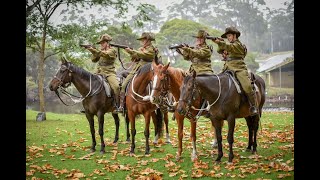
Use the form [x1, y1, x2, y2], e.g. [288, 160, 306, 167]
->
[44, 50, 62, 61]
[47, 0, 63, 19]
[26, 0, 42, 17]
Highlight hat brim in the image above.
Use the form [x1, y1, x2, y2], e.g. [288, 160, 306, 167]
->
[136, 37, 155, 41]
[192, 35, 205, 38]
[221, 31, 240, 38]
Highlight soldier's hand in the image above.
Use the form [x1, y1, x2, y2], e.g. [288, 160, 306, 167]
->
[125, 47, 131, 53]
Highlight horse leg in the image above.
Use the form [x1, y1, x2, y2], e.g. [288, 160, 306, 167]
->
[164, 112, 171, 144]
[252, 115, 260, 154]
[97, 112, 106, 154]
[211, 120, 224, 148]
[151, 112, 159, 144]
[176, 113, 184, 161]
[128, 110, 136, 155]
[86, 113, 96, 153]
[211, 118, 223, 163]
[226, 116, 236, 164]
[143, 112, 151, 155]
[190, 119, 198, 162]
[245, 116, 253, 151]
[125, 111, 130, 142]
[112, 113, 120, 143]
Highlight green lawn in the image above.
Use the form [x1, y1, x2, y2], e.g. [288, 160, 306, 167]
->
[26, 110, 294, 179]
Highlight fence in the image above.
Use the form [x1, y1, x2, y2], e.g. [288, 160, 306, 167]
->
[263, 94, 294, 110]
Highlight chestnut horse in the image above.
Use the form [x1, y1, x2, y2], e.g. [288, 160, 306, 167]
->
[125, 62, 171, 155]
[149, 62, 222, 161]
[49, 58, 129, 154]
[177, 71, 266, 163]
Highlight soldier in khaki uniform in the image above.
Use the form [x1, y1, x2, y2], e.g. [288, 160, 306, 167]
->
[116, 32, 157, 112]
[178, 30, 214, 75]
[212, 27, 258, 115]
[84, 34, 120, 113]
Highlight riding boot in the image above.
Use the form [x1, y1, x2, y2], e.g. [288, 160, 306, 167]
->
[115, 92, 125, 112]
[247, 91, 258, 116]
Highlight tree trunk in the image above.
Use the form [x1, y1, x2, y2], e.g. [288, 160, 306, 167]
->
[38, 22, 47, 112]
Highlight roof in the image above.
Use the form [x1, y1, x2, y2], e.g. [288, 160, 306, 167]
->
[256, 52, 294, 73]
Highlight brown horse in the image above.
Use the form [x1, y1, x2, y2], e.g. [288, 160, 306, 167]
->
[177, 71, 266, 163]
[49, 58, 129, 154]
[125, 62, 171, 155]
[149, 62, 222, 161]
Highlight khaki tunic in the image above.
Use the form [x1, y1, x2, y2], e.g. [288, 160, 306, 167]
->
[121, 44, 156, 93]
[181, 43, 213, 75]
[88, 47, 120, 97]
[217, 40, 253, 94]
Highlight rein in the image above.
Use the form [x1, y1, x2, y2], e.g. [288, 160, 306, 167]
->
[53, 63, 104, 106]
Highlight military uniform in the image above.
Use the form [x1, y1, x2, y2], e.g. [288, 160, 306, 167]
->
[117, 32, 157, 112]
[180, 30, 213, 75]
[87, 34, 120, 110]
[216, 27, 258, 115]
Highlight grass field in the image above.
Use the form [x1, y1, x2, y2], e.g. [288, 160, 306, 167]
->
[26, 110, 294, 179]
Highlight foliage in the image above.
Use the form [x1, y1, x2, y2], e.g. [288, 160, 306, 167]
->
[26, 110, 294, 179]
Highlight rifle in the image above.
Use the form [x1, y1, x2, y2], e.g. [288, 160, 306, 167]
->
[80, 44, 96, 49]
[206, 36, 224, 41]
[109, 43, 132, 49]
[168, 44, 194, 50]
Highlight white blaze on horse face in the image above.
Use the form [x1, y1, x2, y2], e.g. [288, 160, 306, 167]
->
[150, 75, 158, 103]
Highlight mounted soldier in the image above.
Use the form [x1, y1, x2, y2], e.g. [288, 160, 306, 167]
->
[176, 29, 214, 75]
[211, 26, 258, 116]
[83, 34, 120, 113]
[116, 32, 157, 112]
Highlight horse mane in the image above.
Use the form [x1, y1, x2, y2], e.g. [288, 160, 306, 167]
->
[136, 63, 152, 76]
[67, 62, 99, 81]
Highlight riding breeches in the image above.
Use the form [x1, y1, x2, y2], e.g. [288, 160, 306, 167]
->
[224, 60, 254, 94]
[106, 74, 120, 97]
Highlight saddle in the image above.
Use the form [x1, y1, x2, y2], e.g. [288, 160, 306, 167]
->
[223, 70, 259, 94]
[97, 75, 112, 97]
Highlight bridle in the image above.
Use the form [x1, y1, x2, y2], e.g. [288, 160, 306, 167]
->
[52, 63, 103, 106]
[178, 77, 200, 119]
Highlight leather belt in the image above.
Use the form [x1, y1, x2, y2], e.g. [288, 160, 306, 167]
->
[226, 57, 243, 61]
[191, 59, 211, 63]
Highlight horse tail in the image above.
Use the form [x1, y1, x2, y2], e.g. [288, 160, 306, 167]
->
[255, 74, 266, 118]
[155, 108, 164, 138]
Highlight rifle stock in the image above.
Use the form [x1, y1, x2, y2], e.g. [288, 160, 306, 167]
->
[80, 44, 95, 49]
[110, 43, 132, 49]
[169, 44, 194, 50]
[206, 36, 224, 41]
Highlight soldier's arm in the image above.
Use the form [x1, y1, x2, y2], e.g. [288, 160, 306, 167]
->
[126, 46, 155, 60]
[89, 48, 116, 62]
[217, 41, 243, 54]
[187, 47, 211, 59]
[180, 47, 191, 61]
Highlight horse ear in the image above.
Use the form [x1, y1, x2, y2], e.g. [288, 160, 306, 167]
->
[60, 54, 68, 64]
[192, 71, 196, 78]
[163, 62, 170, 71]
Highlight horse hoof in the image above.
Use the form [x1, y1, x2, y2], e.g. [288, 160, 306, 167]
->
[165, 140, 171, 144]
[90, 149, 96, 153]
[191, 156, 198, 162]
[215, 160, 221, 164]
[126, 139, 131, 143]
[176, 155, 181, 161]
[100, 151, 105, 154]
[227, 161, 233, 165]
[130, 152, 135, 157]
[252, 151, 257, 154]
[145, 152, 150, 155]
[246, 148, 251, 152]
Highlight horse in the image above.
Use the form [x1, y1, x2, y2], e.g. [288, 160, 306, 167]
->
[149, 61, 223, 161]
[177, 71, 266, 163]
[49, 57, 130, 154]
[124, 61, 172, 155]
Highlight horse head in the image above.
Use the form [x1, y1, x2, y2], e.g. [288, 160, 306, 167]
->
[49, 56, 73, 91]
[177, 71, 200, 115]
[150, 61, 170, 104]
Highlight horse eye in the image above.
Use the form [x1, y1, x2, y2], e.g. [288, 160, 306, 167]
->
[60, 65, 67, 71]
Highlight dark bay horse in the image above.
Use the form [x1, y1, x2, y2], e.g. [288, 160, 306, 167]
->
[177, 71, 266, 163]
[149, 62, 223, 161]
[125, 62, 171, 155]
[49, 58, 129, 154]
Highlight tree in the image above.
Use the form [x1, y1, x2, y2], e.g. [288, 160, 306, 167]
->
[26, 0, 154, 114]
